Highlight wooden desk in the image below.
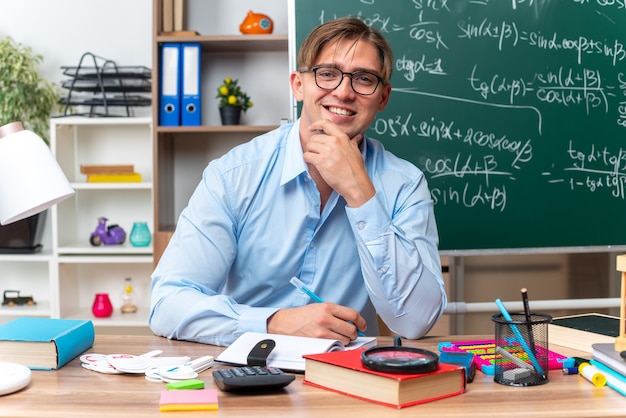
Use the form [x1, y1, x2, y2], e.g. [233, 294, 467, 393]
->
[2, 335, 626, 417]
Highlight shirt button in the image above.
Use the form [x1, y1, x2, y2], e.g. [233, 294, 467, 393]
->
[357, 221, 365, 230]
[309, 242, 315, 249]
[380, 266, 388, 274]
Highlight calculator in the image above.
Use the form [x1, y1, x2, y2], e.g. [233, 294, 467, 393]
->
[212, 366, 295, 392]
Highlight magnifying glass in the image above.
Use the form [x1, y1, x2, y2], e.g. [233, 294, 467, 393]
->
[360, 346, 439, 374]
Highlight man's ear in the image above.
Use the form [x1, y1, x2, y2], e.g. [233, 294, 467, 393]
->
[290, 71, 304, 102]
[377, 82, 392, 111]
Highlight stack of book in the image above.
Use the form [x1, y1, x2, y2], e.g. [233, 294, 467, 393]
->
[548, 313, 626, 397]
[160, 0, 198, 36]
[591, 343, 626, 396]
[303, 349, 465, 408]
[80, 164, 142, 183]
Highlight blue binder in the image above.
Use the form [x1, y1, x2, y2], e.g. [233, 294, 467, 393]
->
[181, 43, 201, 126]
[159, 43, 181, 126]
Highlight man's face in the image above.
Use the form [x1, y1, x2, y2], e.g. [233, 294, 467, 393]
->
[291, 39, 391, 140]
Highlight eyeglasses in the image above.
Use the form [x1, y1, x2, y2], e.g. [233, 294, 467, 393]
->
[302, 66, 384, 96]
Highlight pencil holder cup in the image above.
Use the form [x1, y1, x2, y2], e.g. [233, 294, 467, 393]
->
[491, 312, 552, 386]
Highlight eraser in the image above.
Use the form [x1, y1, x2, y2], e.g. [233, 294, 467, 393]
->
[166, 379, 205, 390]
[503, 367, 531, 382]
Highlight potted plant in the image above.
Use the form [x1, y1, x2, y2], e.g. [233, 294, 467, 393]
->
[215, 77, 253, 125]
[0, 36, 60, 253]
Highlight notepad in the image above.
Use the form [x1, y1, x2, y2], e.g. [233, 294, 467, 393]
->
[159, 389, 219, 411]
[216, 332, 377, 372]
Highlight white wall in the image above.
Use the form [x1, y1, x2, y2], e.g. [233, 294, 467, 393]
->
[0, 1, 291, 121]
[0, 0, 293, 86]
[0, 0, 152, 110]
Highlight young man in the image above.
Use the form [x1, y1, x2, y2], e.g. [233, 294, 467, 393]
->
[149, 17, 447, 346]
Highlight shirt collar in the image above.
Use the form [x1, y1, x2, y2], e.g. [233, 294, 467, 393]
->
[280, 119, 307, 186]
[279, 118, 370, 186]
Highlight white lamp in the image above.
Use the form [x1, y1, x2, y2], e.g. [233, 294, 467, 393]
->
[0, 121, 74, 225]
[0, 121, 73, 396]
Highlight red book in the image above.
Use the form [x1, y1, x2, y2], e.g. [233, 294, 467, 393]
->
[303, 348, 465, 409]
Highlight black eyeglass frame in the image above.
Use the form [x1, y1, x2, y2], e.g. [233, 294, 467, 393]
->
[301, 65, 386, 96]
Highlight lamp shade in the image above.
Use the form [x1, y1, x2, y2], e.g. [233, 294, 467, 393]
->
[0, 122, 74, 225]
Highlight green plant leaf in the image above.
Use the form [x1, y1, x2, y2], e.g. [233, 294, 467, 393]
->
[215, 77, 253, 112]
[0, 36, 60, 143]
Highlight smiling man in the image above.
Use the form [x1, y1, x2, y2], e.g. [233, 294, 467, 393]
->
[150, 17, 447, 347]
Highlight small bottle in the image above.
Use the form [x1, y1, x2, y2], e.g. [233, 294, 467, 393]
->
[92, 293, 113, 318]
[120, 277, 138, 314]
[129, 222, 151, 247]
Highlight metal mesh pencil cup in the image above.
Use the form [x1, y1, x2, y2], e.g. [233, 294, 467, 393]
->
[491, 312, 552, 386]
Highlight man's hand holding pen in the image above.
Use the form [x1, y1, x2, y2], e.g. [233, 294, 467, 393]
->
[267, 303, 367, 346]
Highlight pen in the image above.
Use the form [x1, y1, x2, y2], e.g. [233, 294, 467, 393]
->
[520, 288, 537, 356]
[290, 277, 366, 337]
[290, 276, 324, 303]
[495, 298, 544, 376]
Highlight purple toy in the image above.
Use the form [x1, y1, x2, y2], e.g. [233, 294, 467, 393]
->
[89, 217, 126, 246]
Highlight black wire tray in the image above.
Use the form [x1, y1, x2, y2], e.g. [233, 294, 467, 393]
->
[60, 95, 151, 107]
[59, 52, 152, 117]
[61, 65, 151, 79]
[61, 78, 151, 93]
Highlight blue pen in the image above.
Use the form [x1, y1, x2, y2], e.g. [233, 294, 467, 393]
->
[290, 276, 366, 337]
[495, 298, 544, 376]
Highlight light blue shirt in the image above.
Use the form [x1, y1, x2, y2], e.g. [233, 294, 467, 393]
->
[149, 119, 446, 346]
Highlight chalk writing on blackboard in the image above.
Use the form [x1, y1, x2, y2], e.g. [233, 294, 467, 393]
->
[295, 0, 626, 249]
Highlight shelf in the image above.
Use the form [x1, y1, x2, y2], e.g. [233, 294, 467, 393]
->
[57, 246, 153, 259]
[0, 251, 53, 262]
[71, 182, 153, 190]
[52, 116, 152, 126]
[151, 1, 290, 263]
[155, 124, 280, 134]
[0, 301, 51, 318]
[156, 34, 288, 52]
[40, 116, 155, 326]
[63, 307, 149, 327]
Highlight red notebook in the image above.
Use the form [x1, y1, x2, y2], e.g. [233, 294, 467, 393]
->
[303, 348, 465, 409]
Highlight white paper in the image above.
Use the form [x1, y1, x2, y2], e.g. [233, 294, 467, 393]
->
[216, 332, 377, 372]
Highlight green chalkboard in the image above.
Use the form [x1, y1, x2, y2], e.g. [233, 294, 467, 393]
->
[293, 0, 626, 251]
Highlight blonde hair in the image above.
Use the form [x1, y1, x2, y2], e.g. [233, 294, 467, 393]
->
[297, 17, 393, 83]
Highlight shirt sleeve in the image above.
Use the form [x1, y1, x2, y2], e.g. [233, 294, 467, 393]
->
[345, 173, 447, 340]
[148, 163, 279, 347]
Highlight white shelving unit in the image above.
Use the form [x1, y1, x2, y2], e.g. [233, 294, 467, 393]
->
[0, 117, 154, 330]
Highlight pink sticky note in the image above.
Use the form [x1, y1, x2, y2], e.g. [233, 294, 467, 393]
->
[159, 389, 219, 411]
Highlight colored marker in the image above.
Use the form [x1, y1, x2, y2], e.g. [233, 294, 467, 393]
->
[290, 277, 366, 337]
[520, 288, 537, 356]
[579, 362, 606, 387]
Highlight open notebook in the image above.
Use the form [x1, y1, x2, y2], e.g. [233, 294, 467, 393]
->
[216, 332, 377, 372]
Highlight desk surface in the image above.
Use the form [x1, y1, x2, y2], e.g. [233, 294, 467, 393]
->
[2, 334, 626, 417]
